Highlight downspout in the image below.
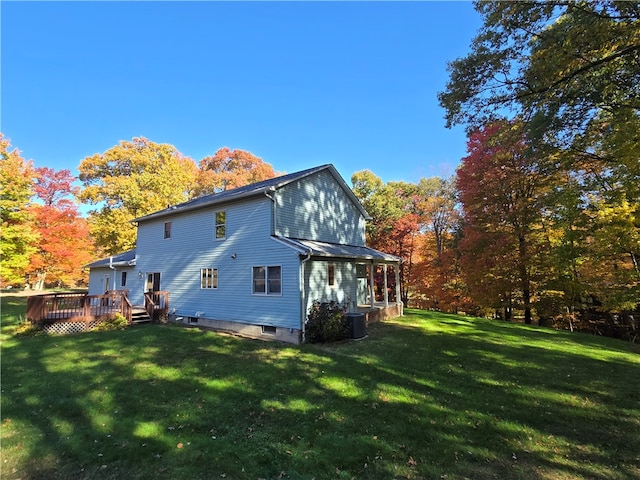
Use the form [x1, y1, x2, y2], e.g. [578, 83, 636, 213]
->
[109, 256, 117, 290]
[264, 186, 277, 236]
[299, 250, 312, 343]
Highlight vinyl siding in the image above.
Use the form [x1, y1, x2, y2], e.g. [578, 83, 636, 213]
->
[275, 170, 367, 246]
[304, 260, 358, 314]
[135, 196, 302, 329]
[88, 267, 137, 297]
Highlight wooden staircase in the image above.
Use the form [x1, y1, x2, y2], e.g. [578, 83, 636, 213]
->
[131, 306, 152, 324]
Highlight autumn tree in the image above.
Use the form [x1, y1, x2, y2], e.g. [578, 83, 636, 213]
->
[457, 120, 553, 324]
[351, 170, 423, 305]
[78, 137, 198, 254]
[27, 168, 94, 289]
[194, 147, 277, 196]
[0, 134, 38, 287]
[352, 170, 469, 310]
[440, 1, 640, 317]
[411, 177, 466, 312]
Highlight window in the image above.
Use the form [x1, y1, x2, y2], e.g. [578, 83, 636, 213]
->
[164, 221, 171, 239]
[328, 263, 336, 287]
[253, 266, 281, 295]
[121, 271, 127, 287]
[215, 211, 226, 239]
[201, 268, 218, 289]
[262, 325, 277, 335]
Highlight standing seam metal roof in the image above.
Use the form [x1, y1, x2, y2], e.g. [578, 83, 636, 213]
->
[275, 237, 401, 263]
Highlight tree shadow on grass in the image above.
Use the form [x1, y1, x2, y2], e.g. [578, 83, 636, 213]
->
[329, 315, 640, 479]
[2, 316, 639, 480]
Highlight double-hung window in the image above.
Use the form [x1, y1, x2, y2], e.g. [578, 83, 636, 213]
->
[253, 266, 281, 295]
[201, 268, 218, 289]
[164, 221, 172, 239]
[215, 211, 226, 240]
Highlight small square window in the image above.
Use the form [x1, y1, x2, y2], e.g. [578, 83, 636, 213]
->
[201, 268, 218, 289]
[262, 325, 277, 335]
[164, 221, 171, 239]
[215, 211, 226, 240]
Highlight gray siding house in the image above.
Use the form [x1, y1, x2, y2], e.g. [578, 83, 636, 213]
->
[86, 164, 402, 343]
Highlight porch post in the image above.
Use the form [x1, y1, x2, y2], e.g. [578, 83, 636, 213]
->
[383, 264, 389, 307]
[369, 263, 375, 308]
[395, 263, 401, 305]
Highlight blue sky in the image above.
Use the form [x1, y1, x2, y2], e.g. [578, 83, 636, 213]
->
[2, 1, 481, 187]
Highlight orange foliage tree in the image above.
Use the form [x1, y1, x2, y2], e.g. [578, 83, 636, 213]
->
[195, 147, 278, 196]
[456, 120, 552, 323]
[27, 167, 94, 289]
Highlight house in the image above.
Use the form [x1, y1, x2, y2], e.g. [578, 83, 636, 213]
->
[86, 164, 402, 343]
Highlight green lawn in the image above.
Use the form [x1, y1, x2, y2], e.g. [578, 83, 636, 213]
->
[2, 296, 639, 480]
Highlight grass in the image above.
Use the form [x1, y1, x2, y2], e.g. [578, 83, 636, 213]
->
[2, 297, 639, 480]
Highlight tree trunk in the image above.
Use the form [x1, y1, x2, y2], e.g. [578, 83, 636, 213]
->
[519, 233, 532, 324]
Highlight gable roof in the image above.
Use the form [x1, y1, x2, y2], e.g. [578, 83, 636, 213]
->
[132, 164, 369, 223]
[84, 249, 136, 269]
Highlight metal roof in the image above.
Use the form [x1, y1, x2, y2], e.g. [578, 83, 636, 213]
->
[84, 249, 136, 269]
[132, 164, 370, 223]
[275, 237, 401, 263]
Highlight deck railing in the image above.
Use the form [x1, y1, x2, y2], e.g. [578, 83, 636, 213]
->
[27, 291, 133, 324]
[144, 291, 169, 321]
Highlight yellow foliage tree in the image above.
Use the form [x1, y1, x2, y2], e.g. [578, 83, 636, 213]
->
[78, 137, 198, 255]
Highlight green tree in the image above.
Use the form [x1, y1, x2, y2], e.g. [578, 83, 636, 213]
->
[439, 2, 639, 140]
[78, 137, 198, 254]
[0, 134, 38, 287]
[351, 170, 411, 249]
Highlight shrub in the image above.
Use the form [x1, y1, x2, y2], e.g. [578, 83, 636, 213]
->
[93, 313, 129, 331]
[15, 320, 43, 337]
[305, 300, 348, 343]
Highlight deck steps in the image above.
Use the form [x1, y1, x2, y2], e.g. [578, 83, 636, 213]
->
[131, 307, 152, 324]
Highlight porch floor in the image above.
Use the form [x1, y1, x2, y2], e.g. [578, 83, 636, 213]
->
[357, 302, 403, 323]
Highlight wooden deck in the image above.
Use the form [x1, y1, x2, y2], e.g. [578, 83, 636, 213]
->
[27, 291, 133, 324]
[26, 291, 170, 324]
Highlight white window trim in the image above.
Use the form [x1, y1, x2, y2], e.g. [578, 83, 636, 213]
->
[200, 267, 219, 289]
[252, 265, 282, 296]
[214, 210, 226, 241]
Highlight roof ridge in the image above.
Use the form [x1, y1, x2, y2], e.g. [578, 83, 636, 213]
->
[133, 164, 334, 223]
